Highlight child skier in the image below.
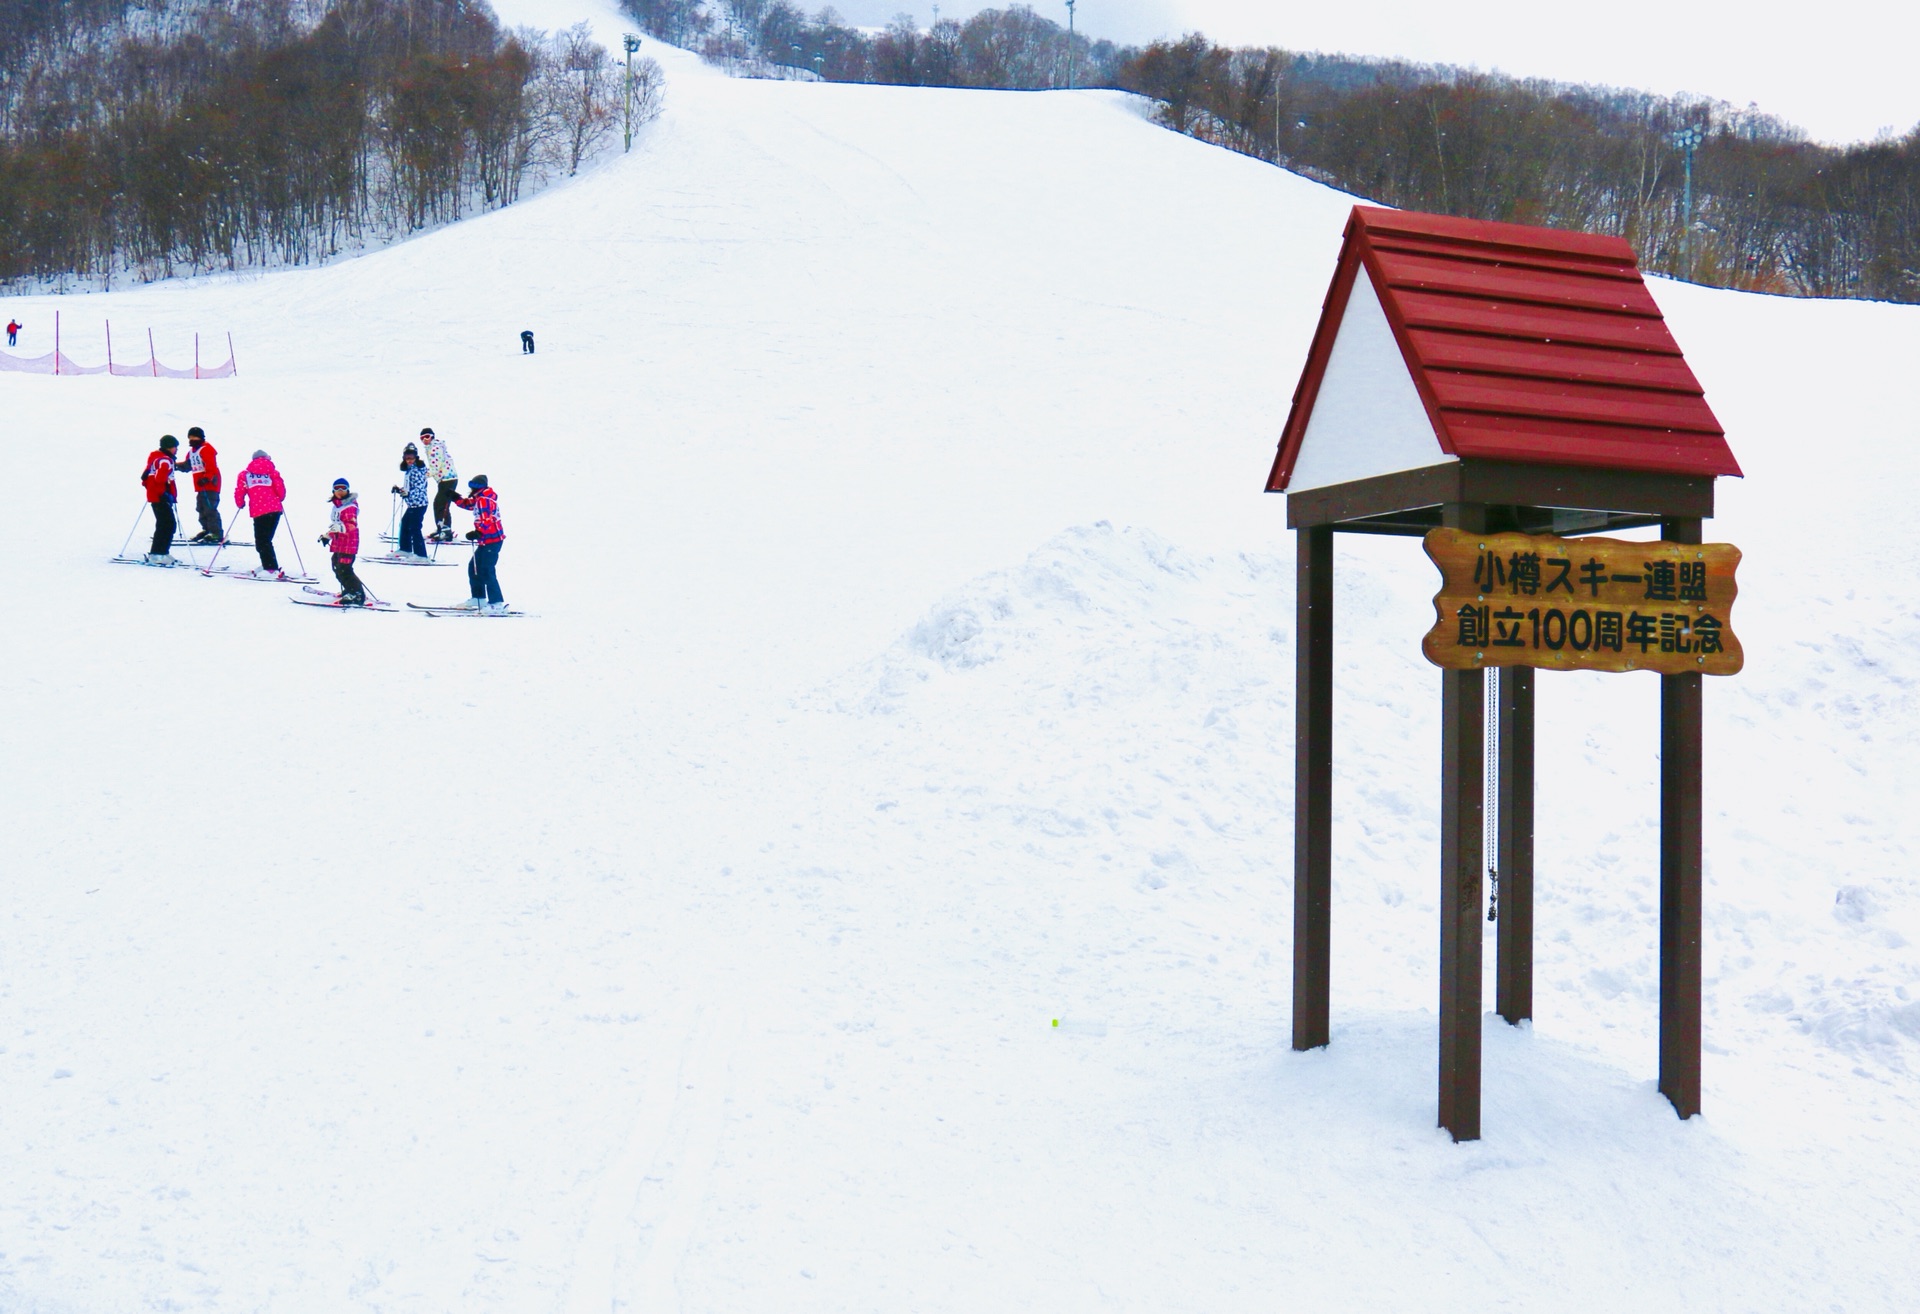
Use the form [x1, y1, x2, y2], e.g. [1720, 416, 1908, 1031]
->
[140, 434, 180, 562]
[319, 478, 367, 605]
[234, 449, 288, 576]
[420, 427, 458, 542]
[181, 426, 223, 543]
[391, 443, 431, 560]
[453, 474, 506, 611]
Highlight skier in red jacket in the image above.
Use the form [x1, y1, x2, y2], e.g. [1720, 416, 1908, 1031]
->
[140, 435, 180, 562]
[181, 426, 223, 543]
[319, 478, 367, 605]
[453, 474, 507, 610]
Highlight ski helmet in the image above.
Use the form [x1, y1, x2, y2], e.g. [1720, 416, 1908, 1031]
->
[158, 434, 178, 449]
[187, 426, 205, 441]
[419, 426, 435, 438]
[468, 474, 489, 491]
[332, 477, 350, 491]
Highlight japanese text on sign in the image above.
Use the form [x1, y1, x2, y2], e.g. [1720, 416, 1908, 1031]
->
[1422, 528, 1743, 675]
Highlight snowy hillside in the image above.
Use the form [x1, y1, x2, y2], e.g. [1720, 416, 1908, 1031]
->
[3, 31, 1918, 1314]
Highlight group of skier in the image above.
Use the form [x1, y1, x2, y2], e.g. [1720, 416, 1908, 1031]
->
[136, 425, 508, 611]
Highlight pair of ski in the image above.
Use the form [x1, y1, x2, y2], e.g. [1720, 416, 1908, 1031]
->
[204, 565, 318, 583]
[290, 585, 524, 617]
[364, 552, 457, 568]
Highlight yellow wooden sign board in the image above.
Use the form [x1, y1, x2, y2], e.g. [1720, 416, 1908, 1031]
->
[1422, 527, 1743, 675]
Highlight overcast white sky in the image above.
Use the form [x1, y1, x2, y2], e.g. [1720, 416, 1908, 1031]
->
[828, 0, 1918, 145]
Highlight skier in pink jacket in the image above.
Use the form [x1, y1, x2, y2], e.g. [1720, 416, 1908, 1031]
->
[233, 449, 288, 576]
[319, 478, 366, 605]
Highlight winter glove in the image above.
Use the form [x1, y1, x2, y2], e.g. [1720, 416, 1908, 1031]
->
[392, 486, 402, 495]
[317, 535, 328, 547]
[465, 530, 480, 540]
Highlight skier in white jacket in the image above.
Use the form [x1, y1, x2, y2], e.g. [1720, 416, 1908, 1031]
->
[420, 427, 459, 542]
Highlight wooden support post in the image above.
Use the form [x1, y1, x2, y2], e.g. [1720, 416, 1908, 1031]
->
[1496, 664, 1535, 1025]
[1660, 516, 1704, 1119]
[1292, 525, 1334, 1051]
[1438, 503, 1485, 1140]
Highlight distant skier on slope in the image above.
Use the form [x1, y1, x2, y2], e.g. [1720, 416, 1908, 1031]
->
[5, 319, 19, 347]
[234, 449, 288, 577]
[453, 474, 506, 611]
[391, 442, 430, 560]
[520, 330, 535, 354]
[319, 478, 367, 605]
[181, 427, 223, 543]
[140, 435, 180, 562]
[419, 427, 458, 542]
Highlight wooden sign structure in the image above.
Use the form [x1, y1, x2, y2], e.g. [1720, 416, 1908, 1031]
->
[1422, 529, 1742, 676]
[1266, 206, 1746, 1141]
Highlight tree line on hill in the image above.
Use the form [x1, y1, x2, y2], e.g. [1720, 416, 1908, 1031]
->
[623, 2, 1918, 303]
[6, 0, 1917, 302]
[622, 0, 1126, 89]
[0, 0, 662, 287]
[1114, 35, 1920, 302]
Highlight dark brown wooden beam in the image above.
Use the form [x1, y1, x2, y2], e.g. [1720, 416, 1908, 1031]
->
[1284, 460, 1715, 530]
[1659, 516, 1704, 1119]
[1437, 502, 1486, 1141]
[1461, 462, 1714, 520]
[1496, 664, 1535, 1025]
[1292, 525, 1334, 1051]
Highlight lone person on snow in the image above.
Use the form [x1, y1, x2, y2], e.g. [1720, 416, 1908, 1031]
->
[520, 330, 535, 355]
[5, 319, 20, 347]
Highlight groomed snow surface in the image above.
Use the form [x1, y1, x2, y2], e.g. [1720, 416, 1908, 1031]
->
[4, 35, 1919, 1314]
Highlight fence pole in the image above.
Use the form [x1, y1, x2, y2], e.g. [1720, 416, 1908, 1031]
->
[54, 311, 60, 375]
[195, 333, 200, 380]
[106, 320, 114, 373]
[148, 329, 157, 377]
[228, 332, 237, 377]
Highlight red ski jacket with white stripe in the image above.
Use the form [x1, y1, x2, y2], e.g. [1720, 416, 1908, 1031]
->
[141, 450, 176, 504]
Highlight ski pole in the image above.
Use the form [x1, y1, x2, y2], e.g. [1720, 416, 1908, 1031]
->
[204, 511, 238, 574]
[172, 499, 206, 571]
[387, 491, 399, 541]
[284, 510, 310, 578]
[118, 501, 149, 559]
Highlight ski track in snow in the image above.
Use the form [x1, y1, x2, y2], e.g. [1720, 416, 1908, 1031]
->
[2, 23, 1918, 1314]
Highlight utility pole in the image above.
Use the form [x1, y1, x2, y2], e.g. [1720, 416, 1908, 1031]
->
[1065, 0, 1077, 90]
[623, 33, 641, 152]
[1668, 124, 1704, 281]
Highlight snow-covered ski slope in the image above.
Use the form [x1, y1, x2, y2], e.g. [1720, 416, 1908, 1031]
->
[4, 34, 1919, 1314]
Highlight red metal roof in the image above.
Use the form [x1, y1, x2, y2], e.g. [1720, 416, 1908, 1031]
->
[1267, 206, 1741, 492]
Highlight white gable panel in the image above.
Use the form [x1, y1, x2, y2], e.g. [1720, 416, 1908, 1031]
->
[1288, 266, 1453, 492]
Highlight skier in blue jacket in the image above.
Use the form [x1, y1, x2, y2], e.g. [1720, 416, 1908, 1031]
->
[390, 443, 431, 560]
